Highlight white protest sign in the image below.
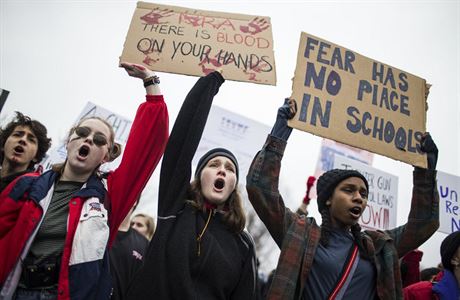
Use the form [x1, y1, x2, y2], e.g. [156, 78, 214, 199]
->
[333, 155, 398, 230]
[437, 171, 460, 234]
[311, 138, 374, 198]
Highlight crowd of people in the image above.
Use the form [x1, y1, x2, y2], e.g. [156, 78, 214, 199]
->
[0, 63, 455, 300]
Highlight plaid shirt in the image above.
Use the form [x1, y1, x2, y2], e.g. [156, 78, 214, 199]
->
[246, 135, 439, 300]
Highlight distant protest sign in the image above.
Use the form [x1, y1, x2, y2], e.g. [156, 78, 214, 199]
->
[289, 32, 428, 168]
[120, 2, 276, 85]
[40, 102, 133, 172]
[311, 138, 374, 198]
[333, 155, 398, 231]
[437, 171, 460, 234]
[192, 105, 270, 183]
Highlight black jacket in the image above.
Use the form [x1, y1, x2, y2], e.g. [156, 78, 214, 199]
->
[126, 72, 257, 300]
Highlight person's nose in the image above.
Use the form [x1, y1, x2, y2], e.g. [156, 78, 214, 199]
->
[84, 132, 96, 145]
[217, 165, 226, 176]
[352, 192, 364, 204]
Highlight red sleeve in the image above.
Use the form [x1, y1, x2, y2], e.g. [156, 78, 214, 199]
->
[107, 95, 168, 246]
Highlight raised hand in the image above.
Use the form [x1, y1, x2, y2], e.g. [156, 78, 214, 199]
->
[420, 132, 438, 170]
[270, 98, 297, 141]
[120, 62, 155, 80]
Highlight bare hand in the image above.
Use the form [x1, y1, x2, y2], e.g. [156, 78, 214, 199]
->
[120, 62, 155, 80]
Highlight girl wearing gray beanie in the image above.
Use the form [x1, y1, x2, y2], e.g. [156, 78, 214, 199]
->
[247, 99, 440, 300]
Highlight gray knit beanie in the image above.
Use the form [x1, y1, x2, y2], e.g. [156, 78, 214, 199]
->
[316, 169, 369, 212]
[195, 148, 239, 180]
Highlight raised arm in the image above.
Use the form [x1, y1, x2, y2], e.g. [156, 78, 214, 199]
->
[246, 99, 298, 247]
[385, 133, 440, 257]
[158, 71, 224, 216]
[107, 62, 169, 244]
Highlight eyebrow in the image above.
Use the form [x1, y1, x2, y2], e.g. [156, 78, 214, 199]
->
[13, 130, 37, 138]
[342, 183, 367, 191]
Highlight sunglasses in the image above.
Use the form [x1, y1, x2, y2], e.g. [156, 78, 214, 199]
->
[74, 126, 109, 147]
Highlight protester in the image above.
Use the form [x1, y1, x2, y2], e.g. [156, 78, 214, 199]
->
[127, 71, 257, 299]
[110, 203, 149, 300]
[0, 112, 51, 192]
[0, 62, 168, 299]
[246, 98, 439, 299]
[403, 230, 460, 300]
[131, 213, 155, 240]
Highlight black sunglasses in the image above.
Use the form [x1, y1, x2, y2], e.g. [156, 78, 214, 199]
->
[74, 126, 109, 147]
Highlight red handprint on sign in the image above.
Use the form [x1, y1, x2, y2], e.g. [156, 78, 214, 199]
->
[198, 50, 237, 75]
[239, 17, 269, 35]
[243, 61, 270, 82]
[180, 14, 203, 27]
[140, 8, 174, 25]
[143, 55, 160, 66]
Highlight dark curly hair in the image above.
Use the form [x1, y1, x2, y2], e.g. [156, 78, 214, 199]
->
[0, 112, 51, 169]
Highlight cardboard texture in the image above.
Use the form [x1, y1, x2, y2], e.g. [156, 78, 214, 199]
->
[120, 2, 276, 85]
[289, 32, 428, 168]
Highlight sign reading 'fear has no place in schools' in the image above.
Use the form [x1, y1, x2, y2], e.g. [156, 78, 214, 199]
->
[289, 32, 429, 168]
[120, 2, 276, 85]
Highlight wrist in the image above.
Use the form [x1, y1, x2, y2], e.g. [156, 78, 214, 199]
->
[143, 75, 160, 87]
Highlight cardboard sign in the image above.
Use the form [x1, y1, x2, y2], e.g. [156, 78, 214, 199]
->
[333, 155, 398, 231]
[289, 32, 428, 167]
[39, 101, 133, 172]
[437, 171, 460, 234]
[120, 2, 276, 85]
[192, 105, 270, 183]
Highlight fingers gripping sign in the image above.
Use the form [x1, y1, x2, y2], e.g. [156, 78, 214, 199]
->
[271, 98, 298, 141]
[420, 132, 438, 170]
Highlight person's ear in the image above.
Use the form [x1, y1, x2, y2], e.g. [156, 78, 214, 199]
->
[451, 256, 460, 268]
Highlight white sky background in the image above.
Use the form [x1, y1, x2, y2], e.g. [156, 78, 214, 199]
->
[1, 0, 459, 273]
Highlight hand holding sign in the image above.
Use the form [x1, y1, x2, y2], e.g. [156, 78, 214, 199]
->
[270, 98, 297, 141]
[120, 62, 155, 80]
[420, 133, 438, 170]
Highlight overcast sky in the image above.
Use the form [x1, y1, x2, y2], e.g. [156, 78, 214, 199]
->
[1, 0, 459, 272]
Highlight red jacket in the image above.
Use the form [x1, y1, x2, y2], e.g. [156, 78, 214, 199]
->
[0, 95, 168, 299]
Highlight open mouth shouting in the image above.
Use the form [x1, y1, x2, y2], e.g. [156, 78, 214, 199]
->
[13, 145, 25, 155]
[214, 178, 225, 191]
[77, 145, 90, 160]
[349, 206, 363, 219]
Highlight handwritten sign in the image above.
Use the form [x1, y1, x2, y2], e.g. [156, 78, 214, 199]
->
[333, 155, 398, 230]
[437, 171, 460, 234]
[120, 2, 276, 85]
[39, 102, 133, 172]
[289, 32, 428, 167]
